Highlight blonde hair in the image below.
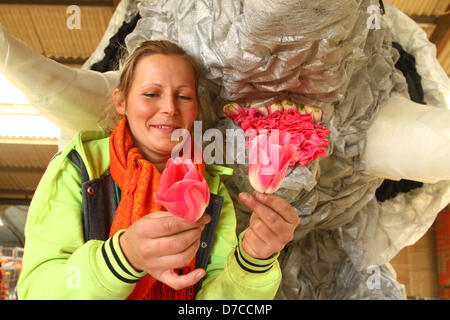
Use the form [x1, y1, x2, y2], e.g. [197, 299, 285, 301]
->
[98, 40, 203, 134]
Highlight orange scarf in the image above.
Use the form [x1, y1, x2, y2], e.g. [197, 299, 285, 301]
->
[109, 118, 205, 300]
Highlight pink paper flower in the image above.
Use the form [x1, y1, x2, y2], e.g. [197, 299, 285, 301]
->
[248, 131, 298, 194]
[224, 102, 331, 168]
[155, 157, 210, 223]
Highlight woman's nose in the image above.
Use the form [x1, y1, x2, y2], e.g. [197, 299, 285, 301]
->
[161, 94, 177, 116]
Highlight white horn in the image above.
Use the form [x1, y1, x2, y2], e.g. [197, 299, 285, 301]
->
[0, 24, 118, 136]
[361, 92, 450, 183]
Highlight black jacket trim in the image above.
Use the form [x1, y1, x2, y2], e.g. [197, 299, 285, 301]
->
[101, 242, 139, 284]
[234, 248, 273, 274]
[236, 244, 273, 268]
[108, 235, 142, 280]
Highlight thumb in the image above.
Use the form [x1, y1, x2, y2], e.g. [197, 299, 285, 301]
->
[158, 268, 205, 291]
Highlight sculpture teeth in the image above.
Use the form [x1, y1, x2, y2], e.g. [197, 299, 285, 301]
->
[224, 99, 322, 124]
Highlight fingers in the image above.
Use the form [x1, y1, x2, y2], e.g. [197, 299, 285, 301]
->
[246, 211, 293, 258]
[253, 192, 300, 225]
[121, 212, 210, 272]
[144, 237, 201, 270]
[238, 192, 299, 235]
[239, 191, 300, 259]
[151, 227, 203, 257]
[157, 268, 206, 291]
[140, 212, 211, 239]
[242, 227, 277, 259]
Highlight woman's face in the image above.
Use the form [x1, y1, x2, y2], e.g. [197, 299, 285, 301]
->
[114, 53, 199, 161]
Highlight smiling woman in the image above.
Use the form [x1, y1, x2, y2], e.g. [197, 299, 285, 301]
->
[17, 40, 290, 300]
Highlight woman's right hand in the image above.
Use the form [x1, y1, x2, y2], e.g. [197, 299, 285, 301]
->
[119, 211, 211, 290]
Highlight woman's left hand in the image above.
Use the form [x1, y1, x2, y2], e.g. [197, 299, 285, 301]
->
[238, 191, 300, 260]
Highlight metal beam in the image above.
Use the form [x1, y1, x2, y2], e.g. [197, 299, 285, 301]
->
[411, 15, 439, 24]
[0, 1, 114, 5]
[430, 4, 450, 57]
[0, 190, 35, 205]
[0, 198, 31, 206]
[0, 166, 46, 174]
[50, 56, 87, 65]
[0, 189, 35, 196]
[0, 137, 58, 145]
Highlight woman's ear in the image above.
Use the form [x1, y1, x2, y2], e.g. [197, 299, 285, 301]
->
[112, 88, 126, 115]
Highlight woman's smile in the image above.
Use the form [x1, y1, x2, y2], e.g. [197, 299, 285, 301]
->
[149, 123, 182, 134]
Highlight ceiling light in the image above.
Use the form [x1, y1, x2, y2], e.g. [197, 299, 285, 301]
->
[0, 73, 60, 139]
[0, 73, 29, 105]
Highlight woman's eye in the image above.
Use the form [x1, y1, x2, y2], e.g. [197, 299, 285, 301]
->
[144, 93, 158, 98]
[178, 95, 192, 100]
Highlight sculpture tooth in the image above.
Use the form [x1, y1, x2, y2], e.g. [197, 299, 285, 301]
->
[312, 109, 322, 123]
[268, 101, 283, 113]
[257, 106, 269, 115]
[223, 102, 240, 116]
[297, 104, 306, 114]
[303, 105, 322, 124]
[281, 99, 297, 110]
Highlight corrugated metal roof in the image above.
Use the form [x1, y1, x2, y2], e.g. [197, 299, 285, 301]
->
[389, 0, 449, 17]
[0, 143, 56, 169]
[0, 4, 113, 60]
[1, 171, 44, 191]
[0, 142, 57, 203]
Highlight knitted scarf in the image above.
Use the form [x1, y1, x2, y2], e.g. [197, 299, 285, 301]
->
[108, 118, 205, 300]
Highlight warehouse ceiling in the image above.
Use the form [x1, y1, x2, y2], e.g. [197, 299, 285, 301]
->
[0, 0, 448, 74]
[0, 0, 449, 245]
[0, 1, 115, 66]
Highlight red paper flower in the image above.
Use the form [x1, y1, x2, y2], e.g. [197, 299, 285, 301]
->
[224, 102, 331, 168]
[155, 157, 210, 223]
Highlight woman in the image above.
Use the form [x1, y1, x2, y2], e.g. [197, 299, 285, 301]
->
[17, 40, 299, 300]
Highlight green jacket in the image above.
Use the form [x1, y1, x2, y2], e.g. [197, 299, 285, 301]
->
[17, 130, 281, 300]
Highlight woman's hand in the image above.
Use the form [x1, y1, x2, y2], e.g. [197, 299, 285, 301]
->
[238, 192, 300, 259]
[119, 211, 211, 290]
